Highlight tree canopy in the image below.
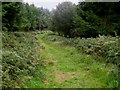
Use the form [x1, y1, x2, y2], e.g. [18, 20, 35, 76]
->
[2, 1, 120, 37]
[2, 2, 50, 31]
[49, 2, 120, 37]
[49, 2, 76, 37]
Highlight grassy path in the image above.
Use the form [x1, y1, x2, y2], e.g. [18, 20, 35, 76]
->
[26, 33, 111, 88]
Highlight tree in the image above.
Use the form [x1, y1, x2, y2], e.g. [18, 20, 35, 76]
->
[49, 1, 76, 37]
[72, 2, 120, 37]
[38, 7, 50, 30]
[2, 2, 50, 31]
[2, 2, 22, 31]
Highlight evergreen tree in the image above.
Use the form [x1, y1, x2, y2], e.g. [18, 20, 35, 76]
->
[49, 2, 76, 37]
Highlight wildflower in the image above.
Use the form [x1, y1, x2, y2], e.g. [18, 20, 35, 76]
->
[32, 60, 35, 63]
[26, 54, 29, 57]
[87, 55, 90, 57]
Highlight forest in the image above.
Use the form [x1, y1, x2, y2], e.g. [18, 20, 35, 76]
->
[1, 0, 120, 88]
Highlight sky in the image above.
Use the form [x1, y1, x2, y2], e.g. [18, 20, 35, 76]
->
[23, 0, 84, 11]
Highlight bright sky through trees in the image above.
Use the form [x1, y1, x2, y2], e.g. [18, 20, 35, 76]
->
[23, 0, 83, 10]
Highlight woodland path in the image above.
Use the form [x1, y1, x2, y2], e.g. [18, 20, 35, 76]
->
[26, 33, 106, 88]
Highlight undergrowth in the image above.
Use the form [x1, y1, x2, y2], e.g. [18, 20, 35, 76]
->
[2, 31, 45, 88]
[42, 32, 119, 88]
[1, 30, 119, 88]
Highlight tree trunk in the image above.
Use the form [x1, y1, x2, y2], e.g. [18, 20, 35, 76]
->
[39, 19, 42, 31]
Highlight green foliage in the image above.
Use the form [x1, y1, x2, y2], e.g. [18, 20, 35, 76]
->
[43, 33, 119, 65]
[49, 2, 120, 37]
[71, 15, 94, 37]
[2, 32, 44, 88]
[49, 2, 76, 37]
[71, 35, 119, 64]
[2, 2, 50, 31]
[40, 33, 118, 88]
[19, 4, 50, 31]
[2, 2, 22, 31]
[71, 2, 120, 37]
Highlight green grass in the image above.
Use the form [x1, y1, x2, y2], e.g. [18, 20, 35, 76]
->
[25, 33, 118, 88]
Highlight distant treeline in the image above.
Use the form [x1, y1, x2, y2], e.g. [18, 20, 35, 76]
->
[2, 2, 120, 37]
[2, 2, 50, 31]
[49, 2, 120, 37]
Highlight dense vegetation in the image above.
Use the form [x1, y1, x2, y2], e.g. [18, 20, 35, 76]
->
[2, 2, 50, 31]
[42, 32, 118, 88]
[49, 2, 120, 37]
[1, 1, 119, 88]
[2, 2, 120, 36]
[2, 31, 45, 87]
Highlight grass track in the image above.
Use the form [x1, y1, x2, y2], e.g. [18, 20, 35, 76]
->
[25, 33, 112, 88]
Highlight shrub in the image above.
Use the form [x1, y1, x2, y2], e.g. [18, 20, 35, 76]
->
[71, 35, 119, 64]
[2, 31, 43, 88]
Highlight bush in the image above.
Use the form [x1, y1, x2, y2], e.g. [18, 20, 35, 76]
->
[71, 35, 119, 64]
[2, 31, 43, 88]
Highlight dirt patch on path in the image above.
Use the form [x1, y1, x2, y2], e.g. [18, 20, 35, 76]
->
[55, 72, 78, 84]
